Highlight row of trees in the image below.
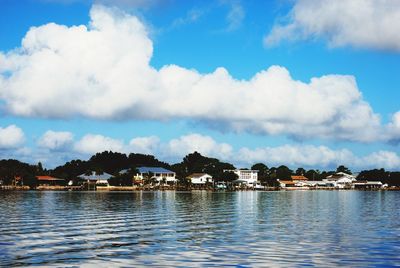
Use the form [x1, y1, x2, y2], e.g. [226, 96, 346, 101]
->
[1, 151, 400, 186]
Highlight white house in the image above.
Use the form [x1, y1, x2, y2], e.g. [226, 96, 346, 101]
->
[78, 171, 113, 186]
[323, 172, 356, 189]
[187, 173, 213, 185]
[135, 167, 177, 184]
[225, 169, 258, 186]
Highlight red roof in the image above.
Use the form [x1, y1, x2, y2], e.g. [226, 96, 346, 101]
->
[291, 175, 308, 181]
[36, 175, 64, 181]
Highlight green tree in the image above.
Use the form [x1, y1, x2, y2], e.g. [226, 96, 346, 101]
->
[251, 163, 269, 184]
[295, 167, 306, 175]
[215, 171, 238, 182]
[276, 165, 293, 180]
[336, 165, 352, 174]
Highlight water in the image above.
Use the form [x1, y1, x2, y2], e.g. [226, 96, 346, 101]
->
[0, 191, 399, 267]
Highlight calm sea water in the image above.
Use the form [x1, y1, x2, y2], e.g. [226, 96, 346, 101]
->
[0, 191, 399, 267]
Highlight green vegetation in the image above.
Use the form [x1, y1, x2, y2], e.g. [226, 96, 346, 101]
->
[0, 152, 400, 187]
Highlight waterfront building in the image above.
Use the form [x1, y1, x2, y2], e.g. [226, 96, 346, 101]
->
[277, 180, 296, 188]
[187, 173, 213, 185]
[36, 175, 65, 186]
[135, 167, 177, 185]
[353, 181, 384, 189]
[323, 172, 356, 189]
[78, 171, 113, 186]
[224, 169, 258, 186]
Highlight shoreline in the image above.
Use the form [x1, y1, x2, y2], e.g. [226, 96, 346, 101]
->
[1, 185, 399, 192]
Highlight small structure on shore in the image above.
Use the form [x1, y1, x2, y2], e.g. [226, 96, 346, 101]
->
[224, 169, 258, 187]
[323, 172, 356, 189]
[36, 175, 65, 186]
[353, 181, 384, 189]
[187, 173, 213, 185]
[135, 167, 177, 185]
[78, 172, 112, 189]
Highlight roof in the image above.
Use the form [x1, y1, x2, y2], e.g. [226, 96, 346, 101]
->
[119, 169, 129, 174]
[279, 180, 296, 185]
[291, 175, 308, 181]
[137, 167, 175, 174]
[354, 181, 382, 185]
[187, 173, 211, 178]
[78, 172, 114, 181]
[36, 175, 64, 181]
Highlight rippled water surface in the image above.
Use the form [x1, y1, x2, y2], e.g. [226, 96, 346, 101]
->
[0, 191, 399, 267]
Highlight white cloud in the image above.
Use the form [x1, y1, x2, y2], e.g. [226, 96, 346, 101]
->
[129, 135, 160, 154]
[0, 5, 398, 143]
[264, 0, 400, 51]
[2, 129, 399, 170]
[171, 8, 207, 28]
[0, 125, 25, 149]
[359, 151, 400, 170]
[387, 111, 400, 143]
[74, 134, 124, 154]
[164, 134, 233, 159]
[38, 130, 74, 150]
[224, 0, 245, 32]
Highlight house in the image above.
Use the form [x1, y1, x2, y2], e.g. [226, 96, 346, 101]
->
[304, 181, 329, 188]
[278, 180, 296, 188]
[135, 167, 177, 185]
[187, 173, 213, 185]
[224, 169, 258, 186]
[323, 172, 356, 189]
[353, 181, 383, 189]
[36, 175, 65, 186]
[291, 175, 308, 182]
[78, 171, 113, 186]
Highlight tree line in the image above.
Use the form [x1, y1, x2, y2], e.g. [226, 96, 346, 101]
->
[0, 151, 399, 187]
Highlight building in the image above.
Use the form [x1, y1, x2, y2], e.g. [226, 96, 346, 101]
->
[353, 181, 384, 189]
[225, 169, 258, 186]
[135, 167, 177, 184]
[36, 175, 65, 186]
[187, 173, 213, 185]
[78, 171, 113, 186]
[278, 180, 296, 188]
[323, 172, 356, 189]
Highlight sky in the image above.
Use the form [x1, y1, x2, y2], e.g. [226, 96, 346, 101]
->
[0, 0, 400, 171]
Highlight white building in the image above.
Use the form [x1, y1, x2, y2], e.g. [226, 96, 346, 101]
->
[323, 172, 356, 189]
[225, 169, 258, 186]
[78, 171, 113, 186]
[135, 167, 177, 184]
[187, 173, 213, 185]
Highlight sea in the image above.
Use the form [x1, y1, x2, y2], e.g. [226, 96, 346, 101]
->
[0, 190, 399, 267]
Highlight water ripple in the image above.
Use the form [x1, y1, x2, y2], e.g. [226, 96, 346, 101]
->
[0, 191, 399, 267]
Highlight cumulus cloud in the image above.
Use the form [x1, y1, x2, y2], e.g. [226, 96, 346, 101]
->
[264, 0, 400, 51]
[0, 5, 398, 142]
[73, 134, 124, 154]
[0, 125, 25, 149]
[163, 133, 233, 159]
[387, 112, 400, 143]
[2, 128, 400, 170]
[38, 130, 74, 150]
[129, 135, 160, 154]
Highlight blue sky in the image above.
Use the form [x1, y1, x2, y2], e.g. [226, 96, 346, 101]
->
[0, 0, 400, 170]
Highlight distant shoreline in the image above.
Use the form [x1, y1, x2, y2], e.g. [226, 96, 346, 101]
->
[1, 185, 400, 192]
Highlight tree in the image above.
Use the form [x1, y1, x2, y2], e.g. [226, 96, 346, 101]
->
[295, 167, 306, 176]
[276, 165, 293, 180]
[215, 171, 238, 182]
[305, 169, 319, 180]
[336, 165, 352, 174]
[171, 151, 235, 179]
[251, 163, 269, 184]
